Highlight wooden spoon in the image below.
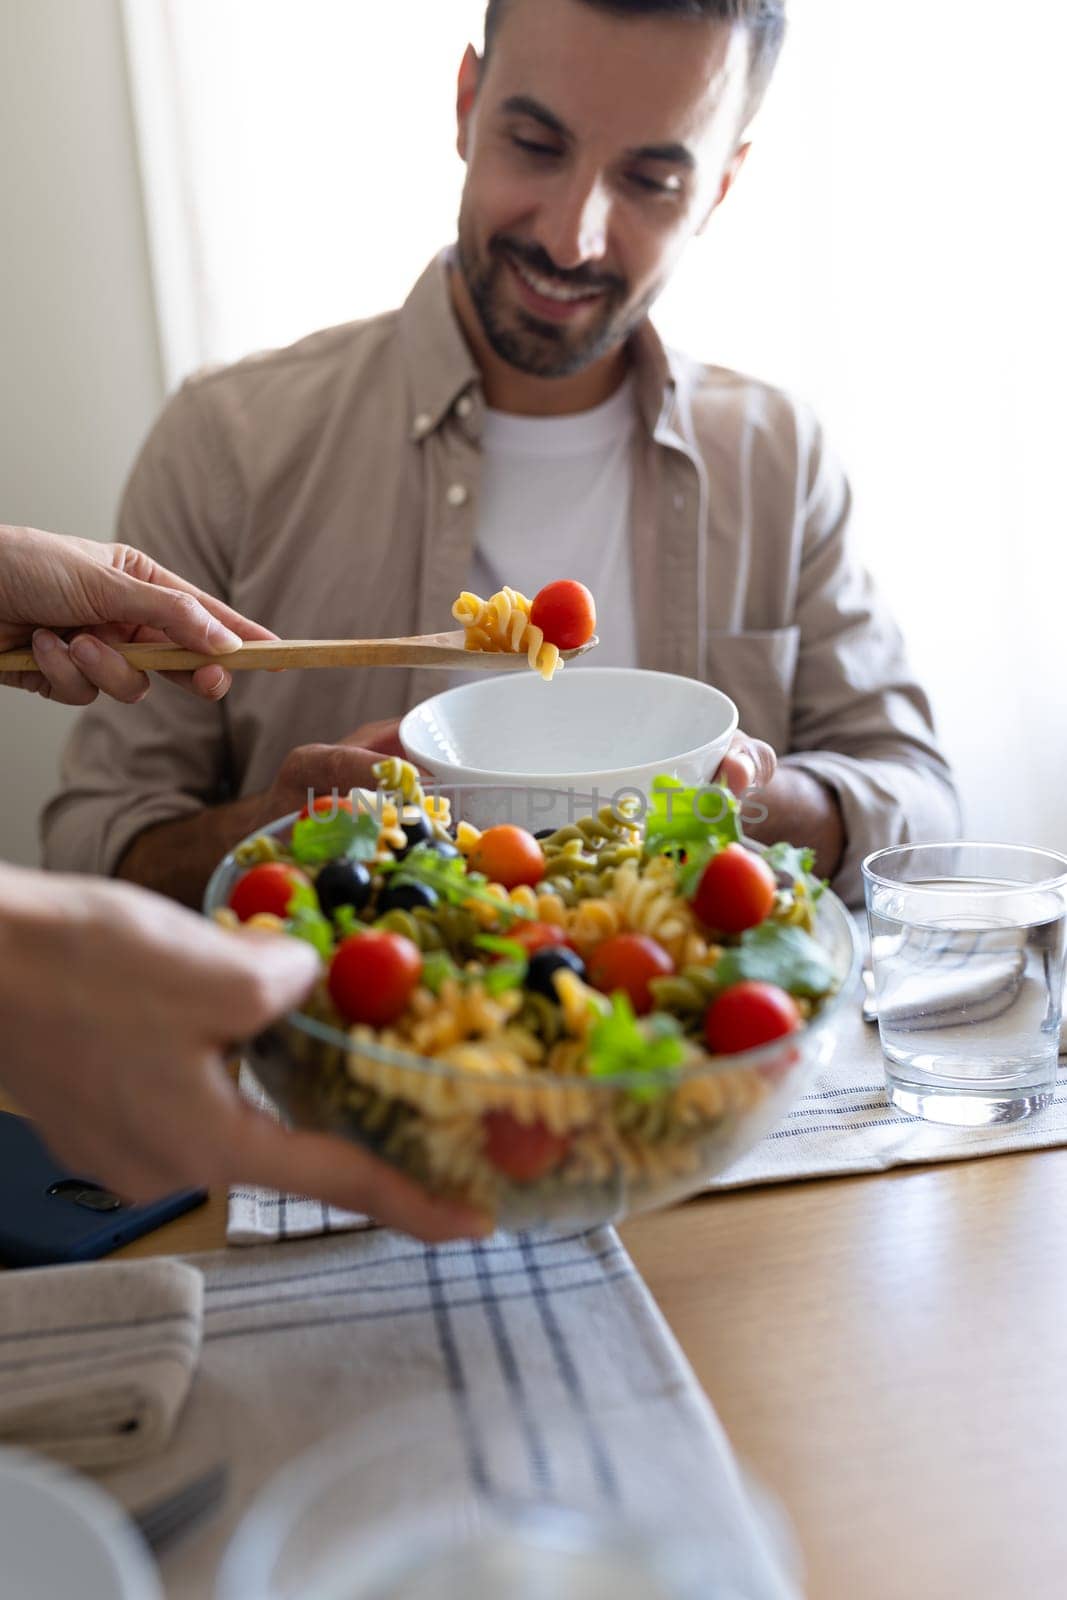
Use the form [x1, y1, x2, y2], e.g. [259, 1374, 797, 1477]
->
[0, 630, 599, 674]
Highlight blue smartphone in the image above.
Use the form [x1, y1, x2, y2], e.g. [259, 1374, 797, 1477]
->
[0, 1112, 206, 1268]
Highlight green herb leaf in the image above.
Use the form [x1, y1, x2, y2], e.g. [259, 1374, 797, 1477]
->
[421, 950, 461, 995]
[645, 777, 742, 860]
[284, 881, 334, 960]
[713, 922, 836, 998]
[473, 934, 527, 963]
[286, 879, 319, 915]
[587, 992, 686, 1088]
[471, 934, 529, 996]
[762, 841, 827, 902]
[286, 909, 334, 960]
[289, 807, 379, 866]
[676, 840, 717, 900]
[483, 961, 528, 997]
[334, 904, 362, 940]
[347, 810, 383, 862]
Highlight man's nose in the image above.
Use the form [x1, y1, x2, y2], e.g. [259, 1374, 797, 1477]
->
[539, 174, 612, 272]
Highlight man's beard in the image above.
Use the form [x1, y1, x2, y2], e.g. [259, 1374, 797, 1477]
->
[457, 233, 644, 379]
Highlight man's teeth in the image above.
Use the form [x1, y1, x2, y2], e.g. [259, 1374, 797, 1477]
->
[512, 257, 602, 304]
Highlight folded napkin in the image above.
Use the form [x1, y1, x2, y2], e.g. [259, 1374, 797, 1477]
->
[0, 1259, 203, 1469]
[877, 950, 1028, 1030]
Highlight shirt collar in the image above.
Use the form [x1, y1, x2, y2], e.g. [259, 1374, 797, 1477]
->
[400, 249, 689, 444]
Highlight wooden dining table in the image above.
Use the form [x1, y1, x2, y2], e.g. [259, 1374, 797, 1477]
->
[94, 1141, 1067, 1600]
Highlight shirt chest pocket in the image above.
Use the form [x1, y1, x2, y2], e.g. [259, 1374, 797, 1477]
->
[703, 627, 801, 755]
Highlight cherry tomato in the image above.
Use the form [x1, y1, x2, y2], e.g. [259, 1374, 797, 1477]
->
[298, 795, 353, 821]
[704, 981, 801, 1056]
[328, 931, 422, 1027]
[530, 580, 597, 651]
[509, 921, 578, 957]
[587, 934, 674, 1016]
[483, 1111, 571, 1183]
[470, 825, 546, 889]
[229, 862, 310, 923]
[693, 843, 777, 934]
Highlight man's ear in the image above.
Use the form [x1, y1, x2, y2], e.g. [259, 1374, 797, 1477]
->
[696, 141, 751, 235]
[456, 44, 482, 162]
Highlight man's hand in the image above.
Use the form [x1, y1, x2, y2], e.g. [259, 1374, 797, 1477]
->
[0, 524, 274, 704]
[0, 865, 487, 1242]
[707, 732, 844, 876]
[713, 733, 844, 879]
[342, 717, 408, 761]
[245, 742, 400, 834]
[715, 730, 778, 799]
[117, 741, 412, 909]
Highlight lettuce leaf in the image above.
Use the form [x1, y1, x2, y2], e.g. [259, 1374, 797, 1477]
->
[762, 840, 827, 903]
[284, 879, 335, 960]
[644, 777, 743, 896]
[587, 992, 686, 1089]
[473, 934, 529, 996]
[289, 807, 379, 866]
[713, 922, 836, 998]
[334, 904, 362, 940]
[421, 950, 461, 996]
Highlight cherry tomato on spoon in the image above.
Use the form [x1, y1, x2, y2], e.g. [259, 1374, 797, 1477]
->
[530, 580, 597, 651]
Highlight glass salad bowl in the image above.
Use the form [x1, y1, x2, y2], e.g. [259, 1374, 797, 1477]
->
[204, 781, 860, 1230]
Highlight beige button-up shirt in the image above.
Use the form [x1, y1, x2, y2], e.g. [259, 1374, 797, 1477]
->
[42, 256, 958, 903]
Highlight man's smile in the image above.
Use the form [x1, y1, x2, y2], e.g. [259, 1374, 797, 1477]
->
[502, 246, 612, 323]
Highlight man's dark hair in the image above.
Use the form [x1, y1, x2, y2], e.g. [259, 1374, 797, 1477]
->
[483, 0, 787, 124]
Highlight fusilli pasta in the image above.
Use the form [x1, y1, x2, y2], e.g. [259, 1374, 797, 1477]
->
[452, 588, 561, 680]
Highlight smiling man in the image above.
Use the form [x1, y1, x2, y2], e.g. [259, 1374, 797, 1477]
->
[43, 0, 958, 906]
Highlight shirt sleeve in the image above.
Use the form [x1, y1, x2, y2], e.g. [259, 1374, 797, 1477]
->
[40, 380, 241, 877]
[780, 419, 961, 905]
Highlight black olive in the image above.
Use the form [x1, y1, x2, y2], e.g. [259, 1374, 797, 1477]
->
[534, 828, 556, 841]
[525, 946, 587, 1000]
[379, 881, 439, 914]
[395, 809, 433, 858]
[315, 859, 372, 917]
[427, 838, 461, 861]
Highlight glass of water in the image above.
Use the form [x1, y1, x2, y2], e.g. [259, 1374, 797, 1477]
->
[862, 842, 1067, 1126]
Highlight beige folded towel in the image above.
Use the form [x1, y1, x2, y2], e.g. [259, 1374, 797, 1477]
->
[0, 1259, 203, 1469]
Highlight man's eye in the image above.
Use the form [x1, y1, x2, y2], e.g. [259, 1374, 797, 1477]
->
[628, 172, 683, 197]
[512, 136, 562, 159]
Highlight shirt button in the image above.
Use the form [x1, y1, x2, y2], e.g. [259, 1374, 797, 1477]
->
[455, 395, 473, 420]
[413, 412, 432, 437]
[446, 483, 469, 509]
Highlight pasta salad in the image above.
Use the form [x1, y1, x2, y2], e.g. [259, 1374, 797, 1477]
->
[215, 763, 847, 1218]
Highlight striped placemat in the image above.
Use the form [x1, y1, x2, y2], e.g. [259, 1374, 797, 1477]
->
[95, 1227, 799, 1598]
[714, 999, 1067, 1188]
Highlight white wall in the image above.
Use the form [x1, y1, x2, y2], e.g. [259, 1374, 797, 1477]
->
[0, 0, 165, 866]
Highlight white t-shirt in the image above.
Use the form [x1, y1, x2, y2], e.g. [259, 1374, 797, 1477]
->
[462, 377, 639, 672]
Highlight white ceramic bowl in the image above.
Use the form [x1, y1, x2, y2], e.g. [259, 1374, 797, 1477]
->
[0, 1448, 163, 1600]
[400, 669, 738, 828]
